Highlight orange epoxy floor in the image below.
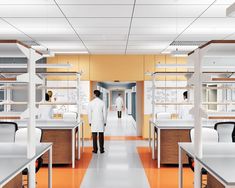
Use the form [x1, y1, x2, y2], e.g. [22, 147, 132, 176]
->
[137, 147, 194, 188]
[36, 147, 92, 188]
[35, 145, 194, 188]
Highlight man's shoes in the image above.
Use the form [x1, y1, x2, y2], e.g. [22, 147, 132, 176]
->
[100, 150, 105, 154]
[92, 150, 97, 154]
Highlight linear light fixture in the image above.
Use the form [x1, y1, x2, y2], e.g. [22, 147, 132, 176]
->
[226, 2, 235, 17]
[0, 64, 72, 69]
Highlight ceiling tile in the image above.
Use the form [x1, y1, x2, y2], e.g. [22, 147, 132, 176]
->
[56, 0, 134, 4]
[75, 28, 129, 35]
[136, 0, 214, 5]
[60, 5, 133, 17]
[131, 27, 186, 35]
[132, 18, 194, 27]
[128, 41, 171, 45]
[0, 0, 55, 4]
[69, 18, 131, 28]
[0, 5, 63, 17]
[80, 35, 128, 41]
[5, 18, 74, 34]
[40, 41, 86, 51]
[127, 42, 171, 50]
[84, 41, 127, 45]
[215, 0, 235, 5]
[86, 45, 126, 50]
[134, 5, 209, 17]
[183, 18, 235, 35]
[30, 34, 78, 41]
[90, 50, 125, 54]
[126, 49, 162, 54]
[177, 34, 228, 41]
[201, 5, 229, 17]
[129, 34, 177, 41]
[0, 19, 21, 34]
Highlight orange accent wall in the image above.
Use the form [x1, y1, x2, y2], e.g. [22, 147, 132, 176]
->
[47, 54, 187, 139]
[89, 55, 144, 81]
[47, 54, 187, 81]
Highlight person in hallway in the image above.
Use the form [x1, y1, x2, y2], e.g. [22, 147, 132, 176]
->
[88, 90, 107, 154]
[179, 91, 192, 119]
[115, 93, 123, 118]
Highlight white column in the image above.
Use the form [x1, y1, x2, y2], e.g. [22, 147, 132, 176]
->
[6, 84, 11, 112]
[27, 49, 36, 188]
[152, 74, 156, 159]
[193, 49, 203, 188]
[77, 73, 81, 122]
[152, 74, 156, 122]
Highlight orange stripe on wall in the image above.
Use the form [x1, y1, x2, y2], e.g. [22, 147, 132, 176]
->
[37, 147, 93, 188]
[137, 147, 194, 188]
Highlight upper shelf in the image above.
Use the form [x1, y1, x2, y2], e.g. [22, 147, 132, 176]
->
[189, 40, 235, 57]
[0, 40, 41, 57]
[0, 73, 42, 84]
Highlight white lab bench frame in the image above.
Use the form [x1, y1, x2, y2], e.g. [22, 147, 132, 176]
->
[179, 142, 235, 188]
[15, 119, 84, 168]
[0, 40, 44, 188]
[0, 143, 52, 188]
[149, 119, 216, 168]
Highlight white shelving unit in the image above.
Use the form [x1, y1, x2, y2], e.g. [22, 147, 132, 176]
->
[0, 71, 82, 122]
[0, 40, 42, 188]
[149, 71, 194, 162]
[186, 40, 235, 188]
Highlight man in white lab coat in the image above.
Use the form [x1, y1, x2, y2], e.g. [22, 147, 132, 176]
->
[115, 93, 124, 118]
[88, 90, 107, 154]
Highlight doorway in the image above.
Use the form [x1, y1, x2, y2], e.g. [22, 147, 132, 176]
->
[91, 81, 138, 136]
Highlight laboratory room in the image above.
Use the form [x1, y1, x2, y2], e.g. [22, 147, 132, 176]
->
[1, 1, 235, 188]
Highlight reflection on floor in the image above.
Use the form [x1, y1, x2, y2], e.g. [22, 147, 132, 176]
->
[37, 147, 93, 188]
[138, 147, 194, 188]
[80, 141, 150, 188]
[105, 111, 136, 136]
[37, 112, 194, 188]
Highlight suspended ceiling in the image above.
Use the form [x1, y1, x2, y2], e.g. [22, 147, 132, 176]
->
[0, 0, 234, 54]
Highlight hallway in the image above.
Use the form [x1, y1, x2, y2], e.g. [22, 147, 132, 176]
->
[80, 140, 150, 188]
[36, 110, 194, 188]
[105, 110, 137, 136]
[80, 110, 149, 188]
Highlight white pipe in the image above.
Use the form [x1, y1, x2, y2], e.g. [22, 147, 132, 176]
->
[193, 49, 203, 188]
[77, 74, 81, 122]
[152, 75, 156, 159]
[27, 49, 36, 188]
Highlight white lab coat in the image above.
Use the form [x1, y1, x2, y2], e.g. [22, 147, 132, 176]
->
[179, 100, 192, 119]
[88, 97, 107, 132]
[115, 96, 123, 111]
[38, 105, 52, 119]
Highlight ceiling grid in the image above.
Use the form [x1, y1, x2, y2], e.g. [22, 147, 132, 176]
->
[0, 0, 234, 54]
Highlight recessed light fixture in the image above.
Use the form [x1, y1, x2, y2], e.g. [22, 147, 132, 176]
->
[226, 2, 235, 17]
